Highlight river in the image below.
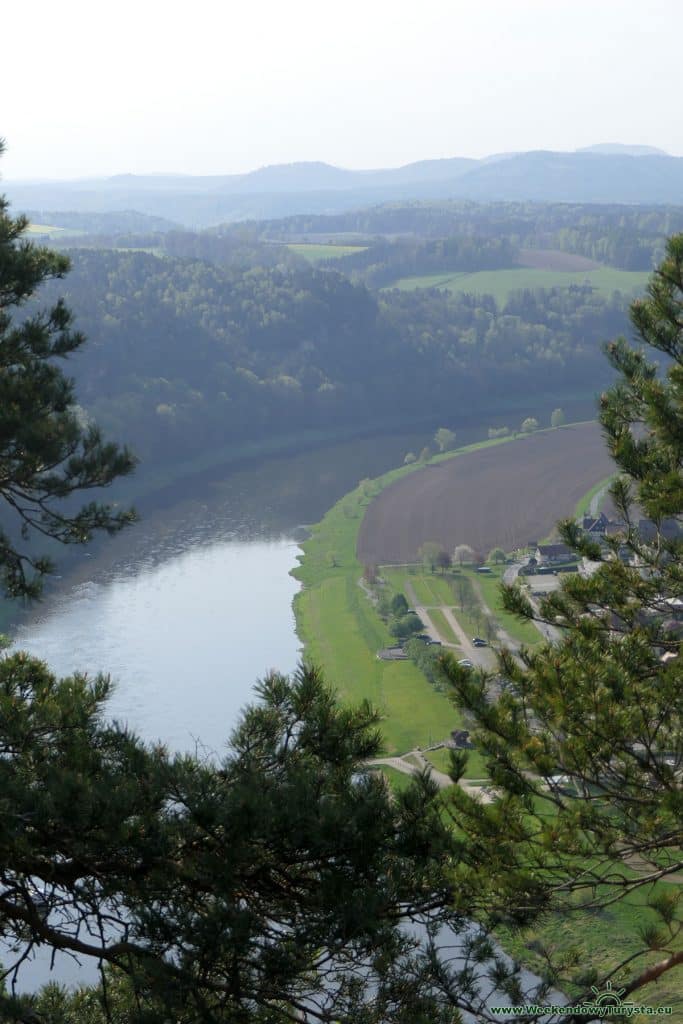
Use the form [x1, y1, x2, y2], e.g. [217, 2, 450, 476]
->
[13, 532, 302, 755]
[5, 426, 569, 1011]
[11, 430, 431, 751]
[5, 429, 435, 991]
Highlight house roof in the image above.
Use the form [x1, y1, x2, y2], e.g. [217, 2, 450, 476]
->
[537, 543, 573, 558]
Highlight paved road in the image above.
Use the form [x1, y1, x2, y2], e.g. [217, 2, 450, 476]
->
[503, 559, 526, 585]
[404, 580, 497, 670]
[502, 558, 561, 644]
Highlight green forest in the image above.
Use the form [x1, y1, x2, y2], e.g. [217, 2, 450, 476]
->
[24, 198, 667, 483]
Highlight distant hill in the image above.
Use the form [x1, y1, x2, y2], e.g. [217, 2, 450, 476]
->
[4, 149, 683, 227]
[577, 143, 669, 157]
[22, 209, 181, 234]
[449, 151, 683, 204]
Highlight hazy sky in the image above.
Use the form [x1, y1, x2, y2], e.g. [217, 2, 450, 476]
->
[2, 0, 681, 180]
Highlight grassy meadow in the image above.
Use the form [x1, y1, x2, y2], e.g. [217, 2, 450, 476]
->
[24, 222, 83, 238]
[292, 473, 461, 757]
[292, 433, 682, 1011]
[292, 425, 581, 762]
[387, 266, 650, 302]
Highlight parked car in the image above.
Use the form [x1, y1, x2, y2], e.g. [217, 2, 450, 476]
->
[458, 658, 473, 668]
[428, 639, 442, 646]
[472, 637, 488, 647]
[475, 566, 493, 574]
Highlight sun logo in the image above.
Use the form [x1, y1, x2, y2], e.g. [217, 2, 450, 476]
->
[589, 980, 628, 1006]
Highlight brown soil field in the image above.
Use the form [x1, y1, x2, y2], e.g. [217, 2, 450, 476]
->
[517, 248, 602, 272]
[357, 423, 613, 564]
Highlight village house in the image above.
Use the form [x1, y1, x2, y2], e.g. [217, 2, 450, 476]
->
[535, 542, 575, 564]
[582, 511, 609, 535]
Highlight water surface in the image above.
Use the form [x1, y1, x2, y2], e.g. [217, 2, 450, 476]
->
[14, 531, 301, 755]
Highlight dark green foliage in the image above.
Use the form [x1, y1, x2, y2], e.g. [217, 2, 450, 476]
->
[239, 200, 683, 270]
[0, 144, 136, 597]
[338, 235, 517, 288]
[440, 237, 683, 1001]
[389, 612, 424, 639]
[389, 592, 409, 616]
[0, 657, 459, 1023]
[24, 242, 631, 481]
[487, 547, 506, 565]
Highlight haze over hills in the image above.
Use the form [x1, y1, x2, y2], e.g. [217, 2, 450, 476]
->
[5, 146, 683, 228]
[576, 143, 669, 157]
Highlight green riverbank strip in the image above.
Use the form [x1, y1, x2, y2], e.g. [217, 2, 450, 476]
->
[291, 467, 457, 758]
[292, 443, 683, 1010]
[291, 423, 581, 759]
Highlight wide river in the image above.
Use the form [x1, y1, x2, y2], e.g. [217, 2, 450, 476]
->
[6, 430, 432, 990]
[6, 426, 569, 1006]
[14, 530, 302, 755]
[11, 430, 436, 752]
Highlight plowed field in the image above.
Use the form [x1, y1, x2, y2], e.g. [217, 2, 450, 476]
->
[357, 423, 613, 563]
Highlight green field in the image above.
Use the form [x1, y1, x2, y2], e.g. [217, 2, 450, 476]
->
[286, 243, 367, 263]
[462, 566, 542, 646]
[387, 266, 650, 302]
[293, 424, 599, 755]
[293, 433, 682, 1006]
[24, 222, 84, 238]
[25, 222, 68, 235]
[293, 479, 461, 756]
[370, 765, 415, 793]
[426, 608, 459, 645]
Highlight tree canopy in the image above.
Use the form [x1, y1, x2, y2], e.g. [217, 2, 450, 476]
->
[0, 657, 460, 1024]
[0, 169, 466, 1021]
[0, 141, 135, 598]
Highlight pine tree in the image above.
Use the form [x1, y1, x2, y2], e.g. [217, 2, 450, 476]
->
[0, 140, 136, 598]
[442, 237, 683, 1005]
[0, 657, 460, 1024]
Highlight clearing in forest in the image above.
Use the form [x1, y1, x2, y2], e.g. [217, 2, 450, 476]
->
[387, 265, 649, 301]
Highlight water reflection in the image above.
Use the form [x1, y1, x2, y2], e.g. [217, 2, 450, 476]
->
[14, 534, 302, 754]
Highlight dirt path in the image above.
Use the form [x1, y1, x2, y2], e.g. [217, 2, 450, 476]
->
[368, 751, 495, 802]
[439, 606, 478, 661]
[404, 580, 497, 668]
[469, 577, 520, 653]
[409, 601, 459, 649]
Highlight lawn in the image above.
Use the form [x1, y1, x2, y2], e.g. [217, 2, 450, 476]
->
[292, 449, 524, 762]
[387, 266, 650, 303]
[498, 882, 682, 1014]
[424, 745, 489, 780]
[462, 566, 542, 646]
[370, 765, 415, 793]
[427, 607, 460, 645]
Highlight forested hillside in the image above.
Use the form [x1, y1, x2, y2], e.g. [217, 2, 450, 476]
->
[31, 244, 632, 476]
[242, 201, 683, 270]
